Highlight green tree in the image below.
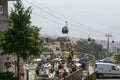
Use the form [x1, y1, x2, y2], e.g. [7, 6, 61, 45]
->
[44, 47, 53, 52]
[74, 40, 104, 59]
[89, 41, 103, 59]
[56, 37, 72, 51]
[0, 30, 4, 45]
[0, 0, 43, 78]
[114, 53, 120, 63]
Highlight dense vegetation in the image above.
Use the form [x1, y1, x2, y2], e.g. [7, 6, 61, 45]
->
[43, 37, 104, 59]
[0, 0, 44, 78]
[114, 53, 120, 63]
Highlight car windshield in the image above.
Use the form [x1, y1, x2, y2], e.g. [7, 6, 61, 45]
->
[117, 66, 120, 70]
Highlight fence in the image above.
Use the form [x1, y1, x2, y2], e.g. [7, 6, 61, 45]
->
[61, 69, 82, 80]
[83, 71, 96, 80]
[0, 72, 18, 80]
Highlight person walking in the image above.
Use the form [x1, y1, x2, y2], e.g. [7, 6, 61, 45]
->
[80, 59, 87, 70]
[4, 57, 13, 72]
[19, 66, 25, 80]
[68, 51, 74, 63]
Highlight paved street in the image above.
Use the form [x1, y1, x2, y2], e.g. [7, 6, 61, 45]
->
[97, 78, 120, 80]
[96, 79, 120, 80]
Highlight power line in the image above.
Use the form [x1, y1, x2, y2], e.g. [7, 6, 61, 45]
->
[23, 0, 91, 34]
[9, 2, 88, 36]
[11, 0, 105, 38]
[12, 0, 105, 38]
[24, 0, 65, 22]
[9, 0, 120, 41]
[29, 0, 107, 38]
[32, 12, 63, 25]
[33, 0, 91, 29]
[32, 0, 105, 34]
[30, 0, 91, 31]
[32, 11, 89, 35]
[22, 0, 90, 35]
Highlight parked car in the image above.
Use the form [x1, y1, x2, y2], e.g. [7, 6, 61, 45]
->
[97, 58, 115, 63]
[96, 62, 120, 78]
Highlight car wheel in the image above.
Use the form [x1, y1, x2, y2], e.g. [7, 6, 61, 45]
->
[98, 73, 103, 79]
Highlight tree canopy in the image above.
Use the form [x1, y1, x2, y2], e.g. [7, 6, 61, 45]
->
[42, 36, 104, 59]
[74, 40, 104, 59]
[114, 53, 120, 63]
[0, 0, 44, 59]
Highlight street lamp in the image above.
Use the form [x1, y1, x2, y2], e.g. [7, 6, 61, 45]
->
[105, 34, 112, 57]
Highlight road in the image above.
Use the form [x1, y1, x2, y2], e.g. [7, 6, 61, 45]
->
[96, 78, 120, 80]
[96, 79, 120, 80]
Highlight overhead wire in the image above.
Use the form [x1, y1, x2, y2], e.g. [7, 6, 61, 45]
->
[9, 1, 63, 25]
[22, 0, 89, 35]
[33, 0, 107, 38]
[112, 32, 120, 41]
[28, 0, 91, 32]
[9, 0, 120, 41]
[8, 2, 46, 28]
[9, 0, 104, 37]
[24, 0, 65, 21]
[9, 1, 89, 36]
[32, 0, 105, 35]
[33, 0, 93, 30]
[32, 12, 89, 35]
[32, 12, 63, 26]
[9, 0, 105, 37]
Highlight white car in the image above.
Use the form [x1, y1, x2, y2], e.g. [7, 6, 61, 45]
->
[96, 62, 120, 78]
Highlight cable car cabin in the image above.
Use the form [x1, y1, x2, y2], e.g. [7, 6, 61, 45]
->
[112, 40, 114, 43]
[88, 37, 91, 41]
[62, 26, 69, 34]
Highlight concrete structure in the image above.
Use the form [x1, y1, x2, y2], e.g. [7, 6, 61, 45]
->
[0, 0, 14, 30]
[0, 0, 14, 72]
[0, 0, 8, 30]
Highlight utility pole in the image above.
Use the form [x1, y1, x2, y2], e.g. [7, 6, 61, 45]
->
[105, 34, 112, 57]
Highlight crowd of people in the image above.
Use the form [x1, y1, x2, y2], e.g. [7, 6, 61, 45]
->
[4, 57, 14, 72]
[3, 51, 89, 80]
[35, 51, 89, 79]
[4, 57, 25, 80]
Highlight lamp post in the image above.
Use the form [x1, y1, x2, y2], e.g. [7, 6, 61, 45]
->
[105, 34, 112, 57]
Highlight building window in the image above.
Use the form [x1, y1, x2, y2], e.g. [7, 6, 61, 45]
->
[0, 5, 3, 14]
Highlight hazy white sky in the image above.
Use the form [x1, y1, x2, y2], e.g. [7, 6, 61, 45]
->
[9, 0, 120, 41]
